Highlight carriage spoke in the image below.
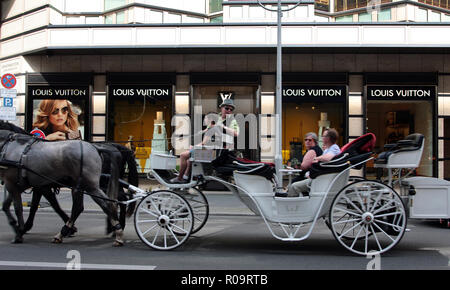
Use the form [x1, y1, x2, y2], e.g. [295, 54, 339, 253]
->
[349, 222, 365, 249]
[169, 205, 189, 218]
[342, 195, 364, 214]
[152, 227, 161, 245]
[137, 219, 158, 223]
[364, 225, 369, 254]
[370, 191, 384, 212]
[354, 188, 367, 212]
[149, 199, 162, 215]
[370, 224, 383, 252]
[140, 207, 159, 218]
[167, 226, 180, 244]
[170, 223, 189, 234]
[338, 220, 364, 239]
[373, 218, 403, 231]
[333, 206, 362, 217]
[333, 218, 361, 225]
[374, 211, 404, 219]
[142, 224, 158, 236]
[371, 221, 396, 242]
[373, 199, 399, 214]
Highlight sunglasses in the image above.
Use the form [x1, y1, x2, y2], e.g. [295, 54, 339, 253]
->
[304, 138, 313, 142]
[223, 106, 234, 112]
[51, 106, 69, 115]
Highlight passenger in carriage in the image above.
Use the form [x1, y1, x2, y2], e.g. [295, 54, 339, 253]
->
[170, 99, 240, 183]
[290, 132, 323, 183]
[287, 128, 340, 197]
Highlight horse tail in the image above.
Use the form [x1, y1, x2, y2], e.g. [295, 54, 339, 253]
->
[104, 149, 120, 214]
[123, 147, 138, 217]
[110, 143, 138, 218]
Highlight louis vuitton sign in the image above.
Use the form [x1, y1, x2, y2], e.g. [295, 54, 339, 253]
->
[367, 86, 435, 100]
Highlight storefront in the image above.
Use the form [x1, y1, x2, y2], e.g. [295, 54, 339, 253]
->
[282, 73, 348, 166]
[26, 73, 93, 140]
[189, 73, 261, 161]
[365, 73, 438, 178]
[107, 73, 175, 173]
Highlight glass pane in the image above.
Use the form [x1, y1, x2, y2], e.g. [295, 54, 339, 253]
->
[105, 0, 126, 11]
[105, 14, 114, 24]
[209, 0, 223, 13]
[358, 12, 372, 22]
[378, 8, 391, 21]
[116, 11, 125, 24]
[336, 15, 353, 22]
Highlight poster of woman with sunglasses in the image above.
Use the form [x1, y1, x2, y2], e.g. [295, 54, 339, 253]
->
[31, 99, 84, 141]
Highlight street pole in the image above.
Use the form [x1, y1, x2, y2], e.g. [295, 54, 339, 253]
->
[257, 0, 302, 189]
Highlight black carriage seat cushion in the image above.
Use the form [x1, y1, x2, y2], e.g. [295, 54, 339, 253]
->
[211, 150, 275, 180]
[374, 133, 424, 164]
[308, 133, 376, 179]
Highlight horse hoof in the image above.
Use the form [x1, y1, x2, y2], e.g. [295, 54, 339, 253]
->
[113, 240, 124, 247]
[12, 237, 23, 244]
[52, 237, 63, 244]
[68, 226, 78, 237]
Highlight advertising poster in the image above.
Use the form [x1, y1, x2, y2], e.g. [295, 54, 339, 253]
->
[27, 85, 89, 140]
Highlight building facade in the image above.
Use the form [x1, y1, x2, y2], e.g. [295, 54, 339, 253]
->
[1, 0, 450, 178]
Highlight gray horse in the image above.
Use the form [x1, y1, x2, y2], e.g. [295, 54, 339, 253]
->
[0, 130, 124, 246]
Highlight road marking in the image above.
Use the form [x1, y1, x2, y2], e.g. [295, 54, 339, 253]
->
[0, 260, 156, 270]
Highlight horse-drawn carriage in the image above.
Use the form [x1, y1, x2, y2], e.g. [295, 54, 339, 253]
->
[132, 131, 449, 255]
[1, 120, 448, 256]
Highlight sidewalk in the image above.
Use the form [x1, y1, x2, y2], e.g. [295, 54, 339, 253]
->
[0, 177, 254, 216]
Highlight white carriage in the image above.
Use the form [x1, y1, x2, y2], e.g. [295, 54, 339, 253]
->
[127, 133, 410, 256]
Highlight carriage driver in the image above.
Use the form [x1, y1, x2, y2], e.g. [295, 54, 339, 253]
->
[170, 99, 240, 183]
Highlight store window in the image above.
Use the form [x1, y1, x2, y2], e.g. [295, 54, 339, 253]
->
[282, 85, 346, 166]
[108, 78, 174, 174]
[27, 85, 90, 140]
[366, 86, 436, 177]
[192, 85, 259, 160]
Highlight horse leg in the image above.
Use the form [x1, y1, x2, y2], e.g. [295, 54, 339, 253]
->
[23, 190, 42, 233]
[41, 189, 77, 236]
[90, 188, 124, 247]
[106, 189, 127, 235]
[53, 189, 84, 244]
[2, 192, 18, 233]
[11, 192, 25, 243]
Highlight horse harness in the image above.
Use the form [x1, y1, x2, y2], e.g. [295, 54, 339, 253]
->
[0, 134, 121, 204]
[0, 133, 83, 189]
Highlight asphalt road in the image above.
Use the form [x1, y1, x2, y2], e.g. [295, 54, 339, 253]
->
[0, 199, 449, 271]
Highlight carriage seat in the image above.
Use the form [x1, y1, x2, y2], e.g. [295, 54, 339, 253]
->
[308, 133, 376, 179]
[211, 150, 275, 180]
[374, 133, 424, 167]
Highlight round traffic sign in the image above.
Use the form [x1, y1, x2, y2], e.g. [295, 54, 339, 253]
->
[30, 128, 46, 139]
[1, 73, 17, 89]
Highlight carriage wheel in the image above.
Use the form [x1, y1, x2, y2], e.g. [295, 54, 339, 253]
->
[134, 190, 193, 250]
[329, 180, 407, 256]
[174, 187, 209, 235]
